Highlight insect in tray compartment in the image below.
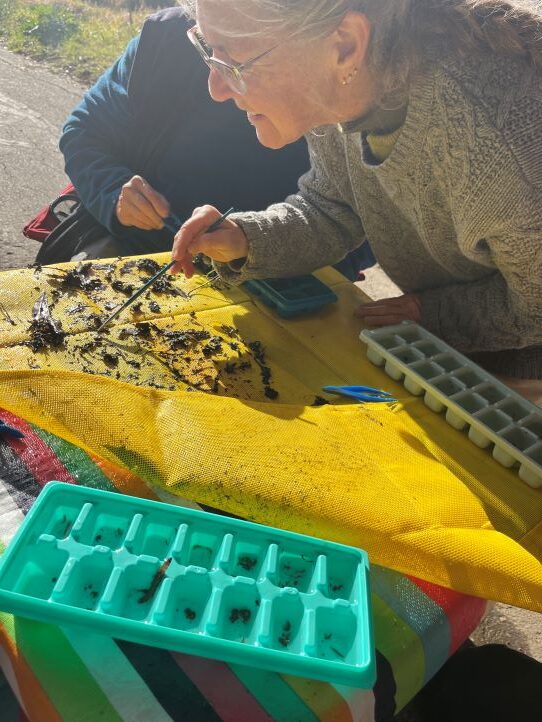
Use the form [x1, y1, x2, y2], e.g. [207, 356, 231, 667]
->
[138, 558, 172, 604]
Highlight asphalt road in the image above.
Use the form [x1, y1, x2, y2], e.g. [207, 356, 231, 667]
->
[0, 44, 540, 718]
[0, 46, 82, 270]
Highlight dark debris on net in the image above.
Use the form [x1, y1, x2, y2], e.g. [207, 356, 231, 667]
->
[22, 260, 285, 401]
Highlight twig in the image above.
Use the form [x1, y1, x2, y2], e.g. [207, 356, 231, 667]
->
[0, 302, 15, 326]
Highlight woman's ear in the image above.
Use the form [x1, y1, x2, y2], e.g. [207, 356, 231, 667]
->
[331, 11, 371, 83]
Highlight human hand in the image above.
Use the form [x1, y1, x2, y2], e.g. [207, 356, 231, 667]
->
[171, 205, 249, 277]
[355, 293, 422, 326]
[115, 175, 170, 230]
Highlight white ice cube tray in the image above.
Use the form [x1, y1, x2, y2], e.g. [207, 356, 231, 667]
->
[360, 323, 542, 488]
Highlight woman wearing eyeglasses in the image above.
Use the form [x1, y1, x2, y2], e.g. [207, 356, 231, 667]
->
[55, 8, 310, 261]
[172, 0, 542, 403]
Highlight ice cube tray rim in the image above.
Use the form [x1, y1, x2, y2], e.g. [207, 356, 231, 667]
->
[0, 482, 375, 688]
[359, 322, 542, 488]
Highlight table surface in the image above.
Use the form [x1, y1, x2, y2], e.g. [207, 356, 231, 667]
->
[0, 255, 526, 721]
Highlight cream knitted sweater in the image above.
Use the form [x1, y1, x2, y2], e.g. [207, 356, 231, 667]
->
[217, 51, 542, 378]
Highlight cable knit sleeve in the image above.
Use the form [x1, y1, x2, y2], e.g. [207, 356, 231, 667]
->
[214, 130, 365, 283]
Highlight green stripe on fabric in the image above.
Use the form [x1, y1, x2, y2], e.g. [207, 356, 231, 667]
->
[372, 595, 425, 711]
[31, 426, 116, 492]
[6, 616, 122, 722]
[61, 628, 172, 722]
[231, 664, 320, 722]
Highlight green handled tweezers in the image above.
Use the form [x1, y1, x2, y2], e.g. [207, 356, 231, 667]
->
[96, 207, 234, 332]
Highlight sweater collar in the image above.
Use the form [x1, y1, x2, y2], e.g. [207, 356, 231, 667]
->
[338, 104, 408, 135]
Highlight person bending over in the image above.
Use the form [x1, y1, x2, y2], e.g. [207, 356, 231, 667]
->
[171, 0, 542, 404]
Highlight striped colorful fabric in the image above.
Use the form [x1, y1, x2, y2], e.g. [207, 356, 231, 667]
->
[0, 409, 487, 721]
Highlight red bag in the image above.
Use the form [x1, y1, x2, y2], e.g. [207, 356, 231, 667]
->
[23, 183, 79, 242]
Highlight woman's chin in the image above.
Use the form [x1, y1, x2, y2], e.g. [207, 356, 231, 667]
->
[255, 130, 286, 149]
[248, 114, 286, 149]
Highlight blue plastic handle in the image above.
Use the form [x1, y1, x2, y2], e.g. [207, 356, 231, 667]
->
[0, 420, 25, 439]
[322, 385, 396, 403]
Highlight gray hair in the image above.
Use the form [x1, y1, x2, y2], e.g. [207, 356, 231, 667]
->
[181, 1, 542, 103]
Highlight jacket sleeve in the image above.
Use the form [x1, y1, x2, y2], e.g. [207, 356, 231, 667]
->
[59, 35, 140, 232]
[214, 130, 366, 283]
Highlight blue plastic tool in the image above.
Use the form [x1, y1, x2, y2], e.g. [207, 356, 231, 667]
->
[322, 385, 396, 403]
[0, 419, 25, 439]
[0, 482, 375, 688]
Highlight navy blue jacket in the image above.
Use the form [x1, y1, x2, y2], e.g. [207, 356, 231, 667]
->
[59, 7, 309, 251]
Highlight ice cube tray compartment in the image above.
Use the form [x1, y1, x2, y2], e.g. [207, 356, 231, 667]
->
[360, 322, 542, 488]
[0, 483, 374, 687]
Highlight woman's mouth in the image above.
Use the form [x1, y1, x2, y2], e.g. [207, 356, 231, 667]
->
[247, 112, 265, 124]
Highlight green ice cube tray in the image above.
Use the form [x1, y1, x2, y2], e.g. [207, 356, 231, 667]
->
[0, 483, 375, 687]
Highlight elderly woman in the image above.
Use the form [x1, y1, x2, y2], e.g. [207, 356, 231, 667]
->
[172, 0, 542, 403]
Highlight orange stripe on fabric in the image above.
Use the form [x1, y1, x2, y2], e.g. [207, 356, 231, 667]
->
[91, 454, 157, 499]
[407, 577, 487, 653]
[281, 675, 354, 722]
[0, 622, 62, 722]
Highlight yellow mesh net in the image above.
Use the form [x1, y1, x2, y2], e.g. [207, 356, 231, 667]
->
[0, 254, 540, 611]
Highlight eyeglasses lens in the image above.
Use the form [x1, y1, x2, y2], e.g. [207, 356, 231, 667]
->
[189, 27, 247, 94]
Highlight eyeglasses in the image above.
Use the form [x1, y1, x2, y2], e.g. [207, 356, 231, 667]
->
[187, 25, 281, 95]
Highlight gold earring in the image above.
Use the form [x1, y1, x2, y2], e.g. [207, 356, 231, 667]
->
[341, 67, 358, 85]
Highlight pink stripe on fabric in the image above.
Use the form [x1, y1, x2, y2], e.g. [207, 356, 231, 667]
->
[0, 410, 75, 486]
[407, 576, 487, 654]
[172, 652, 274, 722]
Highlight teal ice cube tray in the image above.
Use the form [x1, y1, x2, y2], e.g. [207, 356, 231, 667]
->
[243, 275, 338, 318]
[0, 483, 375, 687]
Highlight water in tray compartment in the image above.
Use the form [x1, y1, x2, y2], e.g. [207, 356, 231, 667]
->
[325, 552, 358, 601]
[7, 544, 69, 599]
[54, 551, 113, 611]
[158, 569, 211, 631]
[222, 535, 266, 580]
[76, 506, 130, 549]
[214, 582, 261, 642]
[314, 606, 357, 662]
[176, 525, 221, 569]
[44, 505, 80, 539]
[271, 546, 316, 592]
[105, 558, 171, 620]
[265, 593, 304, 653]
[127, 516, 177, 557]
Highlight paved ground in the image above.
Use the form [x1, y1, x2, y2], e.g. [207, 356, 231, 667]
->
[0, 46, 83, 269]
[0, 43, 540, 719]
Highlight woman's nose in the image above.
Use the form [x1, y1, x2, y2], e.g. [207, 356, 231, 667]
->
[208, 67, 235, 102]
